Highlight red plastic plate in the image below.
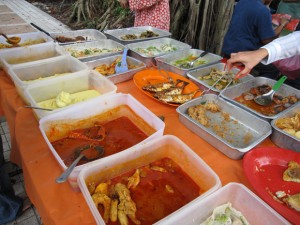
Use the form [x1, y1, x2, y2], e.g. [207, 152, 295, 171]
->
[243, 147, 300, 224]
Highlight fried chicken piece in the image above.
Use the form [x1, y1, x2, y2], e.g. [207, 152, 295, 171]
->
[283, 161, 300, 183]
[110, 199, 119, 222]
[127, 169, 140, 189]
[284, 193, 300, 212]
[95, 182, 109, 195]
[92, 193, 111, 223]
[115, 183, 140, 225]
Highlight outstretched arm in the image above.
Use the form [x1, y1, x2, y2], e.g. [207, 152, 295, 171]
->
[226, 31, 300, 78]
[227, 49, 269, 78]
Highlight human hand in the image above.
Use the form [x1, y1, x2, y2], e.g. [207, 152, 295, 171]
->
[119, 0, 129, 8]
[280, 17, 290, 27]
[226, 49, 269, 79]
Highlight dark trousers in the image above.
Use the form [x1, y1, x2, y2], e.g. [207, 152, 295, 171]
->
[0, 136, 23, 224]
[252, 62, 281, 79]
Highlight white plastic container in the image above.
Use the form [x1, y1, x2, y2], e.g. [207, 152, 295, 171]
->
[7, 55, 88, 103]
[77, 135, 221, 225]
[0, 42, 68, 72]
[39, 93, 165, 191]
[24, 70, 117, 119]
[159, 183, 290, 225]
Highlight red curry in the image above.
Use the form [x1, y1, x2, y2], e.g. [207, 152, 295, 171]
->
[51, 116, 148, 166]
[92, 157, 201, 225]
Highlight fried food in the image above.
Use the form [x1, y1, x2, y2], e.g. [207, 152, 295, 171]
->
[275, 112, 300, 139]
[157, 90, 200, 104]
[120, 30, 158, 40]
[142, 78, 199, 104]
[283, 161, 300, 183]
[94, 57, 140, 76]
[120, 34, 138, 40]
[92, 192, 111, 223]
[139, 30, 159, 38]
[115, 183, 140, 225]
[55, 35, 86, 43]
[198, 68, 238, 90]
[284, 193, 300, 212]
[188, 102, 221, 127]
[127, 169, 140, 189]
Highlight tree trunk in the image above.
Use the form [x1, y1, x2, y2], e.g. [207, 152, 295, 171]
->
[68, 0, 234, 54]
[170, 0, 235, 54]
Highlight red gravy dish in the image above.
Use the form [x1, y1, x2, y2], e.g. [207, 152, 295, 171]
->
[86, 157, 202, 225]
[235, 84, 298, 116]
[49, 105, 155, 167]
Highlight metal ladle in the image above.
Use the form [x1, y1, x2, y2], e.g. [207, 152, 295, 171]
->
[56, 144, 104, 183]
[1, 33, 21, 45]
[254, 76, 287, 106]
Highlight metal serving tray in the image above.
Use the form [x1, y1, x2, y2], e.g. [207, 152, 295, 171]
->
[220, 77, 300, 121]
[84, 54, 146, 84]
[155, 49, 222, 77]
[187, 63, 254, 93]
[126, 37, 191, 67]
[49, 29, 107, 45]
[176, 94, 272, 159]
[63, 40, 125, 62]
[104, 26, 171, 45]
[271, 104, 300, 152]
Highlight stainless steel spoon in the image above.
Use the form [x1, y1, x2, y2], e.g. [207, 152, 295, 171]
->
[254, 76, 287, 106]
[24, 105, 53, 111]
[56, 145, 104, 183]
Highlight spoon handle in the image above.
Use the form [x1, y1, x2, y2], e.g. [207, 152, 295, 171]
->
[273, 76, 287, 91]
[199, 50, 209, 58]
[121, 48, 128, 66]
[56, 154, 84, 183]
[1, 33, 9, 40]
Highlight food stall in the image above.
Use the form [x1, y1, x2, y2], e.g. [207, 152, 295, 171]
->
[0, 22, 299, 225]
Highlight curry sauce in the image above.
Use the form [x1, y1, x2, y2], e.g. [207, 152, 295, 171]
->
[89, 157, 201, 225]
[52, 116, 149, 166]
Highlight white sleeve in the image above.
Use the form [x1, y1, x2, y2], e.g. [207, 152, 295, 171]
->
[261, 31, 300, 64]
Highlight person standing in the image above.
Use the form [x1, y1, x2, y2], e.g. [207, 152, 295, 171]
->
[222, 0, 289, 78]
[119, 0, 170, 31]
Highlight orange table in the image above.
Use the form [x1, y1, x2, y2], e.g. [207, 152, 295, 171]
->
[0, 70, 276, 225]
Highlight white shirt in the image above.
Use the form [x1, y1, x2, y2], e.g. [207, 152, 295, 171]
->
[261, 31, 300, 64]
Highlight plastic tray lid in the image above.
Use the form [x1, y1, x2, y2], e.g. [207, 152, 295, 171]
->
[77, 135, 221, 225]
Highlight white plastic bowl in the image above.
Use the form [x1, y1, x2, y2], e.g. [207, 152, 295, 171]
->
[77, 135, 221, 225]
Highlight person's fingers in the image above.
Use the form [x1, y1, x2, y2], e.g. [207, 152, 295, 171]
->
[234, 67, 251, 79]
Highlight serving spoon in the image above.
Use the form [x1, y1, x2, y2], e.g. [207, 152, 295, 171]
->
[254, 76, 287, 106]
[56, 144, 104, 183]
[1, 33, 21, 45]
[180, 51, 209, 69]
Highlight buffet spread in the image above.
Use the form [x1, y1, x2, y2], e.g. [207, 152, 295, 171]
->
[0, 25, 299, 225]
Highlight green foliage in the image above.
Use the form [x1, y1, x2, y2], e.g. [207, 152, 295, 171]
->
[114, 1, 130, 16]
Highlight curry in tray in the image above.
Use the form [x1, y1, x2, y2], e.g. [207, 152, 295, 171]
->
[49, 105, 155, 167]
[87, 157, 202, 225]
[235, 84, 298, 116]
